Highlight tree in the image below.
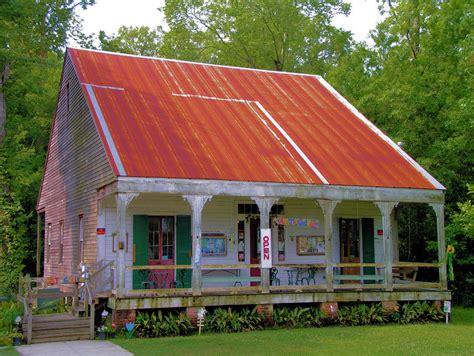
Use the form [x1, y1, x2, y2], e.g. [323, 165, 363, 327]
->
[160, 0, 352, 74]
[99, 26, 164, 57]
[0, 0, 95, 292]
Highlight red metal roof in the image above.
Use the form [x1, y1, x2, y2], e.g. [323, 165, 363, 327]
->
[69, 48, 442, 190]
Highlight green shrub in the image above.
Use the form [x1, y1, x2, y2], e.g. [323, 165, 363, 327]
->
[0, 301, 22, 334]
[204, 307, 264, 333]
[135, 310, 192, 337]
[337, 303, 387, 326]
[273, 306, 325, 328]
[389, 301, 444, 324]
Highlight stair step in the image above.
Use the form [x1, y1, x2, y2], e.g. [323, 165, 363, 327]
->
[31, 333, 90, 344]
[32, 327, 90, 337]
[25, 321, 90, 331]
[31, 313, 75, 322]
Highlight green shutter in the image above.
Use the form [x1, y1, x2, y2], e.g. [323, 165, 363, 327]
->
[176, 215, 192, 288]
[133, 215, 148, 289]
[362, 218, 375, 282]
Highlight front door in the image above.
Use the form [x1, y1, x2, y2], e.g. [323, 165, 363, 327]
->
[148, 216, 175, 288]
[340, 218, 360, 279]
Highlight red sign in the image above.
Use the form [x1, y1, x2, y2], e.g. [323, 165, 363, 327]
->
[97, 228, 106, 235]
[377, 229, 383, 236]
[260, 228, 272, 268]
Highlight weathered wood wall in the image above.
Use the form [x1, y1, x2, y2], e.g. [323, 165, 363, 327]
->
[37, 53, 116, 277]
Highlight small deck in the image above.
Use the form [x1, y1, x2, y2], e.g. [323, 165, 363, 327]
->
[108, 287, 451, 310]
[107, 262, 450, 310]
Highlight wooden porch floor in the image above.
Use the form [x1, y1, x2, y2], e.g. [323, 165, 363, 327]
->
[107, 286, 451, 311]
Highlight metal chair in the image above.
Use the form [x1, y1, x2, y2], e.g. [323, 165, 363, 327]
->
[300, 267, 317, 285]
[270, 268, 280, 286]
[139, 270, 157, 289]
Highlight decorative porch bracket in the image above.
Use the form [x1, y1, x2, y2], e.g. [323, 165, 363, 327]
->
[429, 203, 448, 290]
[252, 197, 279, 294]
[317, 199, 340, 292]
[183, 195, 212, 296]
[116, 192, 139, 297]
[374, 202, 398, 292]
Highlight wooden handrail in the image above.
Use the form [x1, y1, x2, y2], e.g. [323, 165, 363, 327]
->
[334, 263, 385, 268]
[126, 262, 440, 270]
[274, 263, 326, 268]
[89, 260, 114, 279]
[393, 262, 440, 268]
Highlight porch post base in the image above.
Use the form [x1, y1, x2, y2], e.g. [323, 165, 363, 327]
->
[432, 300, 442, 310]
[256, 304, 274, 325]
[381, 300, 398, 313]
[320, 302, 338, 318]
[112, 309, 136, 329]
[186, 307, 201, 326]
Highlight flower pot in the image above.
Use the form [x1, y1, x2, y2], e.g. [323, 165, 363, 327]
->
[98, 331, 107, 340]
[12, 336, 22, 346]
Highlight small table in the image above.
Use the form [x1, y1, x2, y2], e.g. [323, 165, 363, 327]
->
[285, 269, 298, 285]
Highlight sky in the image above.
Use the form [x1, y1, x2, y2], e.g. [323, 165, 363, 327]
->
[77, 0, 385, 44]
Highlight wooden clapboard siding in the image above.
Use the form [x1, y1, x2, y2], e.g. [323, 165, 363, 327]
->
[37, 53, 116, 278]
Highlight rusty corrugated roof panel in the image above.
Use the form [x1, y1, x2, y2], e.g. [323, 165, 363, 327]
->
[69, 48, 443, 190]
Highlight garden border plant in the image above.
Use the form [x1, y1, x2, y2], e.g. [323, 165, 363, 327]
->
[129, 301, 445, 340]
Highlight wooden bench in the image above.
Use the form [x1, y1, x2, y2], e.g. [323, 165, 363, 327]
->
[202, 276, 261, 286]
[333, 275, 384, 282]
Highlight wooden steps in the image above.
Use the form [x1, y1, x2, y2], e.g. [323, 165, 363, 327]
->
[23, 313, 91, 344]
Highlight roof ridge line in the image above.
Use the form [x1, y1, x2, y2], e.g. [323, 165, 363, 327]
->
[67, 47, 323, 79]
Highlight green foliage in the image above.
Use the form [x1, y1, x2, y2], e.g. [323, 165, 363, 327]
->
[99, 26, 163, 57]
[135, 310, 193, 337]
[389, 301, 444, 324]
[273, 306, 325, 328]
[33, 300, 69, 315]
[0, 301, 22, 335]
[0, 0, 94, 292]
[204, 307, 264, 333]
[337, 303, 387, 326]
[446, 184, 474, 305]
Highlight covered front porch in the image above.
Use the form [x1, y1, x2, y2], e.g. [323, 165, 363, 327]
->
[94, 177, 449, 311]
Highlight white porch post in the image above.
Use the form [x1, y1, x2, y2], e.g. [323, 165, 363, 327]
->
[183, 195, 212, 296]
[317, 200, 339, 292]
[429, 203, 447, 290]
[115, 192, 139, 297]
[375, 202, 398, 292]
[252, 197, 278, 294]
[391, 208, 399, 263]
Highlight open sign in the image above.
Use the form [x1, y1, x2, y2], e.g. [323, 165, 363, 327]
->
[260, 228, 272, 268]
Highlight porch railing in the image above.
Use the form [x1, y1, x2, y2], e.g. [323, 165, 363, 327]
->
[124, 261, 444, 296]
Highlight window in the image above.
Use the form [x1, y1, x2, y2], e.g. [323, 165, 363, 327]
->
[78, 215, 84, 263]
[46, 223, 52, 263]
[148, 217, 174, 261]
[59, 220, 64, 265]
[238, 204, 284, 215]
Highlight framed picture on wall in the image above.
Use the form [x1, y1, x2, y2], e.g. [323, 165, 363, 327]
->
[201, 233, 227, 256]
[296, 235, 324, 255]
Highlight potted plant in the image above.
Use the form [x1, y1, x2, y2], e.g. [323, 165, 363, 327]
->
[108, 323, 117, 338]
[97, 325, 107, 340]
[10, 330, 23, 346]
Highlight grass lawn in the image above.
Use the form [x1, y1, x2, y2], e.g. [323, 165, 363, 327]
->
[113, 308, 474, 355]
